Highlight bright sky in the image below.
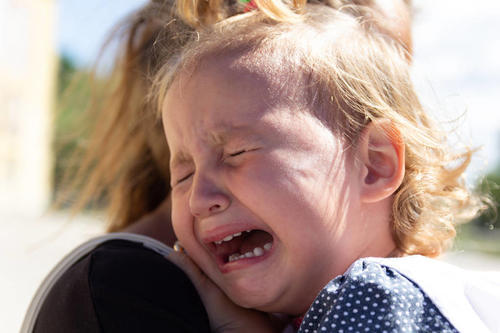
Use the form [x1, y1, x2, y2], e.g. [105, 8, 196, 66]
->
[57, 0, 500, 182]
[411, 0, 500, 182]
[57, 0, 147, 67]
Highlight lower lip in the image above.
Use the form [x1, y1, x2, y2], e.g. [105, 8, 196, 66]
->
[218, 247, 274, 274]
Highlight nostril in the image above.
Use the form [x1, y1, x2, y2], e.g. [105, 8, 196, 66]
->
[209, 204, 221, 212]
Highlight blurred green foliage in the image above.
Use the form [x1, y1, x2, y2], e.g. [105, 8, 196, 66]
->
[455, 165, 500, 255]
[52, 55, 92, 203]
[473, 165, 500, 229]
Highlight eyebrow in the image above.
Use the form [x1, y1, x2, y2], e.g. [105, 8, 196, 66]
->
[170, 151, 193, 170]
[210, 123, 254, 143]
[169, 123, 259, 169]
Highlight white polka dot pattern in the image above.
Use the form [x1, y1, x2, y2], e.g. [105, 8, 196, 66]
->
[299, 260, 458, 333]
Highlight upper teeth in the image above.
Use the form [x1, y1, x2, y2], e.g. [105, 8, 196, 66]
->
[214, 231, 247, 245]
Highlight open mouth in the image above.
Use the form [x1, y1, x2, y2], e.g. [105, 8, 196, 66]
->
[209, 229, 274, 264]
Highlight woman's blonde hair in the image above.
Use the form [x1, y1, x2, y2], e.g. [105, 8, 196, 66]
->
[56, 1, 186, 230]
[61, 0, 484, 256]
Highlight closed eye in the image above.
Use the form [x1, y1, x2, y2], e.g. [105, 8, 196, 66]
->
[176, 172, 193, 185]
[229, 150, 247, 157]
[225, 148, 259, 161]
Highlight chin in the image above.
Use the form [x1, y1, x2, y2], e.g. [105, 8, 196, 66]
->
[223, 280, 281, 310]
[224, 282, 304, 315]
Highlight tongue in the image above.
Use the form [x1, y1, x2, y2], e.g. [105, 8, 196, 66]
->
[214, 237, 243, 257]
[239, 230, 273, 254]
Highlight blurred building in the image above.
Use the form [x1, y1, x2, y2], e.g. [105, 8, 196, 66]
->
[0, 0, 56, 216]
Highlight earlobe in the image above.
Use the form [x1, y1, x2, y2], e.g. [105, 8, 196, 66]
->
[358, 120, 405, 203]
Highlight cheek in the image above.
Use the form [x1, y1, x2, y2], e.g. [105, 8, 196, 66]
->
[238, 153, 327, 204]
[231, 153, 352, 240]
[170, 195, 193, 244]
[230, 155, 322, 221]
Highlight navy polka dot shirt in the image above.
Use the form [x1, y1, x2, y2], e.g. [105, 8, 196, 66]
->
[298, 259, 458, 333]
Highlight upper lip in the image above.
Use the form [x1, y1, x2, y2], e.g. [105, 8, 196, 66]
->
[200, 222, 265, 245]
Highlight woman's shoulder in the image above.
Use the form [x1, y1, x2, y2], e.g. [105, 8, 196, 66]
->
[300, 256, 499, 333]
[22, 233, 210, 333]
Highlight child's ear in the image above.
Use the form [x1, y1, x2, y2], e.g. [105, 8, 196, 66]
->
[357, 119, 405, 203]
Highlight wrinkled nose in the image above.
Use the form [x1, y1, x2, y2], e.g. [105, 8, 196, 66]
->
[189, 173, 230, 218]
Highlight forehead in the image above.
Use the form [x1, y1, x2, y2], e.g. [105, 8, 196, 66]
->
[162, 53, 306, 142]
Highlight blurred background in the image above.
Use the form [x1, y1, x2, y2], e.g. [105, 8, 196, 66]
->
[0, 0, 499, 331]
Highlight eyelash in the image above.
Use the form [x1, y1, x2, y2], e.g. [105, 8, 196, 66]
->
[174, 149, 255, 185]
[227, 149, 247, 158]
[176, 172, 193, 185]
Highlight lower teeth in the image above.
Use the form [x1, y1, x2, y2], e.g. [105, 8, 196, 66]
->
[227, 242, 273, 263]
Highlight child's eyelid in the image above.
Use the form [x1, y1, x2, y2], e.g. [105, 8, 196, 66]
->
[229, 149, 247, 157]
[174, 171, 193, 186]
[170, 164, 194, 186]
[225, 147, 259, 158]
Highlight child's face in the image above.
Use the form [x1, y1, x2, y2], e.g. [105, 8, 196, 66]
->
[163, 56, 370, 314]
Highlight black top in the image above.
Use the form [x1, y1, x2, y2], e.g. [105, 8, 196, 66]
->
[33, 240, 210, 333]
